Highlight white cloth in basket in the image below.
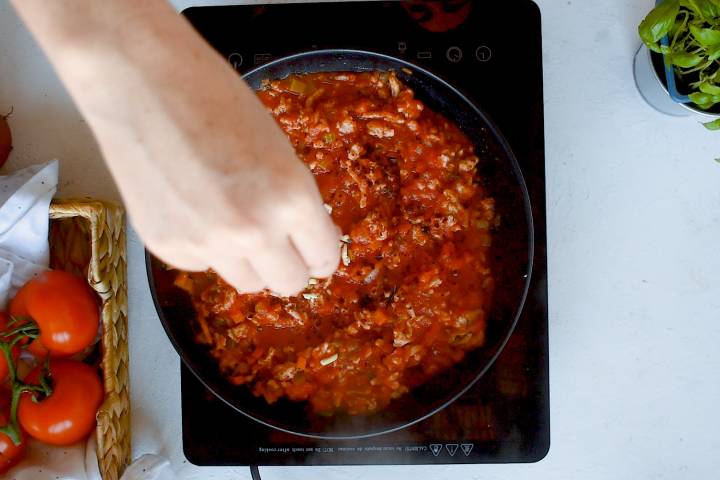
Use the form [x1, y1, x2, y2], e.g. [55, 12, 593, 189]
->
[1, 162, 175, 479]
[0, 160, 99, 480]
[0, 160, 57, 309]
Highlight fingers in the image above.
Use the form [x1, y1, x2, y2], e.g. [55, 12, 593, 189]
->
[289, 202, 341, 278]
[213, 257, 265, 293]
[166, 256, 206, 272]
[151, 247, 207, 272]
[246, 237, 310, 296]
[145, 173, 340, 297]
[272, 173, 341, 279]
[148, 235, 266, 294]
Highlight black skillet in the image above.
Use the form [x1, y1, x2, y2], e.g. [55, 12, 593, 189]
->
[147, 49, 534, 439]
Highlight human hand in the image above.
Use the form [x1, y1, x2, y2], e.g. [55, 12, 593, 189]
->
[9, 0, 340, 295]
[123, 89, 342, 296]
[112, 67, 341, 296]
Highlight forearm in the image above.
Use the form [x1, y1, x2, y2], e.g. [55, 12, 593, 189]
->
[8, 0, 192, 92]
[10, 0, 340, 295]
[10, 0, 222, 110]
[9, 0, 260, 172]
[10, 1, 163, 48]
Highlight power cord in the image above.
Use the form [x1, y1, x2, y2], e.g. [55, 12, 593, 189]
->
[250, 465, 262, 480]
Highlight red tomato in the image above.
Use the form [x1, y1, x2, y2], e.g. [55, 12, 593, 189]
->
[0, 389, 25, 474]
[0, 313, 20, 382]
[8, 286, 30, 319]
[8, 289, 53, 359]
[0, 114, 11, 168]
[16, 271, 99, 356]
[18, 360, 103, 446]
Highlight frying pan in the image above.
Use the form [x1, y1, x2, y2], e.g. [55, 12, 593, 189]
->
[147, 49, 533, 439]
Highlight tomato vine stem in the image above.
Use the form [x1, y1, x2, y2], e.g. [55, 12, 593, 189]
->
[0, 318, 53, 446]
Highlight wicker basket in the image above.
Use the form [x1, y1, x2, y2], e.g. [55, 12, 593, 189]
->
[48, 199, 130, 480]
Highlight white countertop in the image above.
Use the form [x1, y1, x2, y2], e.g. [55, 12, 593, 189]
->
[2, 0, 720, 479]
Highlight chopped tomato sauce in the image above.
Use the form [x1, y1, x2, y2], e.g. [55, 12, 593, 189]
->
[176, 71, 495, 415]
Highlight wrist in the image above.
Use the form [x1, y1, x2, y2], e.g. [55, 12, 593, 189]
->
[10, 0, 184, 73]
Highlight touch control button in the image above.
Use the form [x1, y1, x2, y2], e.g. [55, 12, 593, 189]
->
[228, 53, 243, 69]
[475, 46, 492, 62]
[446, 46, 463, 63]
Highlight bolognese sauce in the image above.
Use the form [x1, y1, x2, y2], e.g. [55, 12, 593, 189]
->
[175, 71, 496, 415]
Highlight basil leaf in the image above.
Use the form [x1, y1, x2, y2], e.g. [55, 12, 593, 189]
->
[703, 118, 720, 130]
[707, 45, 720, 61]
[681, 0, 720, 17]
[689, 24, 720, 46]
[639, 0, 681, 46]
[689, 92, 720, 108]
[680, 0, 702, 14]
[689, 92, 711, 104]
[699, 0, 720, 16]
[649, 43, 673, 54]
[699, 82, 720, 95]
[668, 51, 704, 66]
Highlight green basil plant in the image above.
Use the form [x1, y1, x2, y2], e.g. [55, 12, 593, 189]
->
[639, 0, 720, 130]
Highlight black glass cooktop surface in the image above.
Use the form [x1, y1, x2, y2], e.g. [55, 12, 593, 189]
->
[179, 0, 548, 466]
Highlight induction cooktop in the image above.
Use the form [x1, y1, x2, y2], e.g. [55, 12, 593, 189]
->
[178, 0, 549, 467]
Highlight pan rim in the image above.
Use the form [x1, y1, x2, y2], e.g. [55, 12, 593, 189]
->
[147, 48, 535, 440]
